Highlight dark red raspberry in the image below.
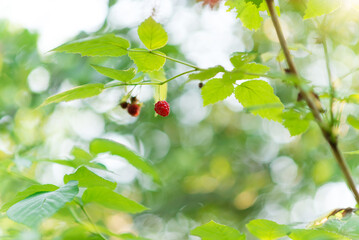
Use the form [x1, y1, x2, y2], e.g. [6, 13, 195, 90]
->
[120, 102, 129, 109]
[154, 101, 170, 117]
[127, 103, 141, 117]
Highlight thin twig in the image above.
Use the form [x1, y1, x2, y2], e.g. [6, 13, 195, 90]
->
[265, 0, 359, 205]
[322, 36, 335, 126]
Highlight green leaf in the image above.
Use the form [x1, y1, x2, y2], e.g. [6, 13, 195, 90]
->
[289, 229, 349, 240]
[1, 184, 59, 212]
[246, 219, 290, 240]
[40, 83, 105, 107]
[149, 69, 167, 102]
[235, 80, 284, 122]
[71, 147, 93, 162]
[90, 138, 160, 183]
[191, 221, 245, 240]
[52, 34, 129, 57]
[347, 115, 359, 129]
[82, 187, 148, 214]
[7, 181, 79, 228]
[128, 49, 166, 72]
[344, 150, 359, 155]
[282, 110, 311, 136]
[188, 66, 225, 81]
[201, 78, 235, 106]
[138, 17, 168, 50]
[240, 63, 270, 79]
[230, 52, 257, 68]
[245, 0, 263, 8]
[64, 166, 116, 190]
[320, 215, 359, 238]
[91, 65, 136, 82]
[225, 0, 263, 31]
[304, 0, 341, 19]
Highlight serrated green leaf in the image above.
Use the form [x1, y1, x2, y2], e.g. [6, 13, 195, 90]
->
[149, 69, 167, 102]
[230, 52, 257, 68]
[1, 184, 59, 212]
[52, 34, 129, 57]
[282, 110, 311, 136]
[320, 215, 359, 238]
[71, 147, 93, 162]
[304, 0, 341, 19]
[138, 17, 168, 50]
[90, 138, 160, 183]
[82, 187, 148, 214]
[191, 221, 245, 240]
[235, 80, 284, 121]
[245, 0, 263, 8]
[40, 83, 105, 107]
[225, 0, 263, 31]
[188, 66, 225, 81]
[201, 78, 235, 106]
[128, 49, 166, 72]
[7, 181, 79, 228]
[246, 219, 290, 240]
[289, 229, 349, 240]
[91, 65, 136, 82]
[347, 115, 359, 129]
[64, 166, 116, 189]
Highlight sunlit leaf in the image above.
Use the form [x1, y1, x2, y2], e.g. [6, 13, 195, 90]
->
[289, 229, 349, 240]
[138, 17, 168, 50]
[347, 115, 359, 129]
[230, 52, 257, 68]
[40, 83, 105, 107]
[188, 66, 225, 81]
[246, 219, 290, 240]
[201, 78, 235, 106]
[91, 65, 136, 82]
[225, 0, 263, 30]
[191, 221, 245, 240]
[82, 187, 148, 214]
[52, 34, 129, 57]
[7, 181, 79, 228]
[90, 138, 160, 183]
[64, 166, 116, 189]
[235, 80, 284, 121]
[128, 49, 166, 72]
[282, 110, 311, 136]
[304, 0, 341, 19]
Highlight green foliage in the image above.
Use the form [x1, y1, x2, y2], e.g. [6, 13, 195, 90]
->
[347, 115, 359, 129]
[225, 0, 263, 30]
[91, 65, 136, 82]
[89, 138, 160, 183]
[40, 83, 105, 107]
[64, 166, 117, 189]
[188, 66, 225, 81]
[282, 110, 311, 136]
[7, 181, 79, 228]
[304, 0, 341, 19]
[201, 78, 235, 106]
[128, 49, 166, 72]
[246, 219, 290, 240]
[138, 17, 168, 50]
[289, 229, 349, 240]
[319, 215, 359, 238]
[82, 187, 148, 213]
[149, 69, 168, 102]
[191, 221, 245, 240]
[235, 80, 284, 122]
[52, 34, 130, 57]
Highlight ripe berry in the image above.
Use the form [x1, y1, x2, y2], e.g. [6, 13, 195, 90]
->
[120, 102, 129, 109]
[127, 103, 141, 117]
[154, 101, 170, 117]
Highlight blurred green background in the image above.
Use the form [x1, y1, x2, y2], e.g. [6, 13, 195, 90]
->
[1, 0, 359, 239]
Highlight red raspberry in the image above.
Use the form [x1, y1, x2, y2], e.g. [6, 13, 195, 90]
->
[154, 101, 170, 117]
[127, 103, 141, 117]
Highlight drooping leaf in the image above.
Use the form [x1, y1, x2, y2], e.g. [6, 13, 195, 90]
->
[235, 80, 284, 121]
[138, 17, 168, 50]
[188, 66, 225, 81]
[149, 69, 167, 102]
[230, 52, 257, 68]
[289, 229, 349, 240]
[246, 219, 290, 240]
[71, 147, 93, 162]
[7, 181, 79, 228]
[89, 138, 160, 183]
[64, 166, 116, 189]
[191, 221, 245, 240]
[304, 0, 341, 19]
[128, 49, 166, 72]
[40, 83, 105, 107]
[52, 34, 129, 57]
[225, 0, 263, 31]
[201, 78, 235, 106]
[282, 110, 311, 136]
[91, 65, 136, 82]
[347, 115, 359, 129]
[1, 184, 59, 212]
[82, 187, 148, 214]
